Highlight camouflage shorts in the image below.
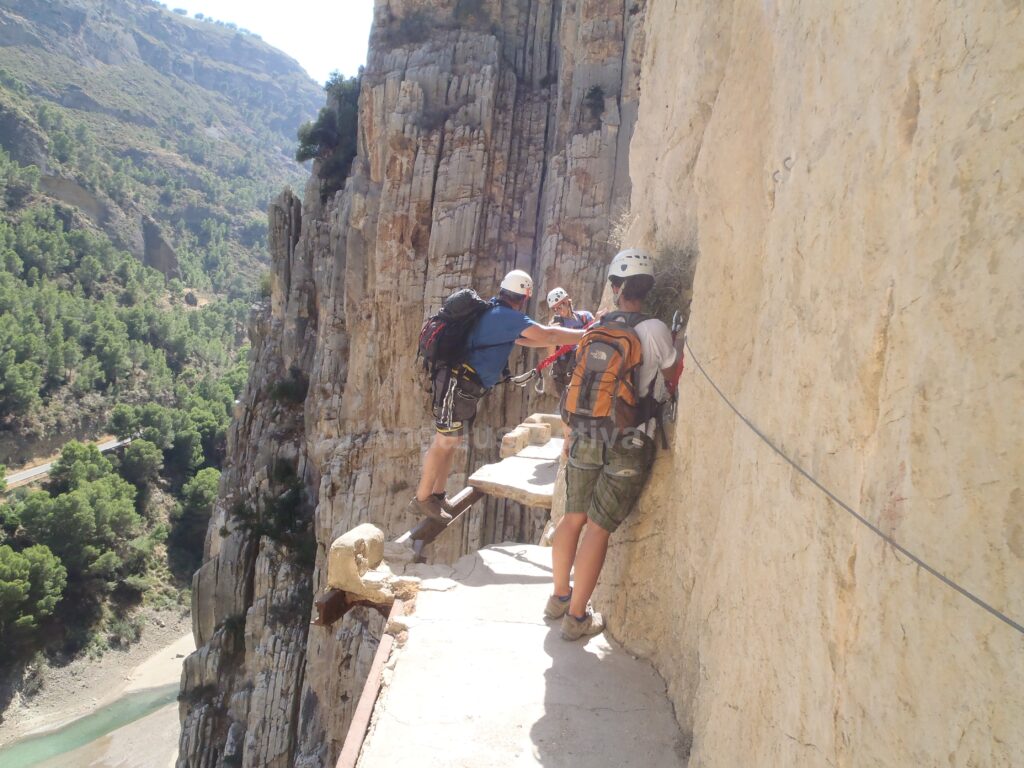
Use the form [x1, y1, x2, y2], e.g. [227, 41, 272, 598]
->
[564, 431, 655, 532]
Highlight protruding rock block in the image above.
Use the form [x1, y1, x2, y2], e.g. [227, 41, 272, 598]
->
[524, 413, 563, 430]
[327, 523, 385, 592]
[500, 413, 559, 457]
[325, 524, 419, 608]
[525, 421, 551, 445]
[500, 426, 531, 458]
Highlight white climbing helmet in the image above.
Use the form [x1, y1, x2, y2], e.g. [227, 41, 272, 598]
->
[608, 248, 655, 279]
[500, 269, 534, 297]
[546, 286, 569, 308]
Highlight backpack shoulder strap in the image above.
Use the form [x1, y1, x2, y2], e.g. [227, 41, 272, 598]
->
[602, 311, 649, 328]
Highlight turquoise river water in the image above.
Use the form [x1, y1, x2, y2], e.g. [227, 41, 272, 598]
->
[0, 682, 179, 767]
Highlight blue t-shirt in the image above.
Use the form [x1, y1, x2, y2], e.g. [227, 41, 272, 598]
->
[464, 301, 537, 388]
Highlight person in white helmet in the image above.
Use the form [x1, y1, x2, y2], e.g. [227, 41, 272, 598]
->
[545, 248, 685, 641]
[545, 287, 595, 396]
[411, 269, 588, 522]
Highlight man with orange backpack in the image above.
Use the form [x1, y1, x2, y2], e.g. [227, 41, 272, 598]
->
[545, 248, 685, 641]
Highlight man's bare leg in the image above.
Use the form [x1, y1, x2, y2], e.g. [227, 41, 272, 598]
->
[551, 512, 587, 596]
[416, 433, 460, 501]
[567, 522, 610, 617]
[431, 436, 459, 496]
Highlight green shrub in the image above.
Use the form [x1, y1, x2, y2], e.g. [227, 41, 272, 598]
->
[269, 366, 309, 405]
[384, 11, 433, 46]
[169, 467, 220, 577]
[295, 73, 361, 202]
[583, 86, 605, 124]
[271, 459, 297, 484]
[0, 544, 66, 642]
[454, 0, 490, 27]
[120, 440, 164, 489]
[107, 614, 143, 647]
[178, 682, 217, 704]
[119, 574, 152, 596]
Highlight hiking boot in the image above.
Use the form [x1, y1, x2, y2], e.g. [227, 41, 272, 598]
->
[560, 610, 604, 641]
[408, 495, 452, 523]
[432, 492, 455, 516]
[544, 589, 572, 620]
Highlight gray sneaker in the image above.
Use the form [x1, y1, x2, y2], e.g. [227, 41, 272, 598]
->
[544, 590, 572, 620]
[560, 610, 604, 641]
[408, 496, 452, 523]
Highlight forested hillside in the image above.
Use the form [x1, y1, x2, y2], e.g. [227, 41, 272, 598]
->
[0, 0, 324, 459]
[0, 0, 324, 675]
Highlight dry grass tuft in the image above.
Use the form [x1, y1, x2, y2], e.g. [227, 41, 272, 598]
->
[646, 242, 699, 327]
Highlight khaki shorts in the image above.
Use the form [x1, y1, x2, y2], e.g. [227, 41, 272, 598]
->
[565, 431, 655, 532]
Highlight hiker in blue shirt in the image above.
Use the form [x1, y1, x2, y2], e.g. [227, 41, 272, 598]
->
[410, 270, 586, 522]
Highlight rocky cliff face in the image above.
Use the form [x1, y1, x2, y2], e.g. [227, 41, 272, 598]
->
[181, 1, 1022, 765]
[599, 1, 1024, 766]
[178, 1, 645, 765]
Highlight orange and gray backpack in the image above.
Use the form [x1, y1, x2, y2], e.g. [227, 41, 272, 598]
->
[561, 311, 652, 440]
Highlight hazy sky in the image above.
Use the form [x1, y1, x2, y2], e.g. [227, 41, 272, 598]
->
[172, 0, 374, 84]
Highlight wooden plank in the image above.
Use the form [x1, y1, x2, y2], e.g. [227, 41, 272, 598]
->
[392, 487, 487, 561]
[335, 600, 405, 768]
[313, 589, 349, 627]
[448, 486, 485, 515]
[313, 590, 393, 627]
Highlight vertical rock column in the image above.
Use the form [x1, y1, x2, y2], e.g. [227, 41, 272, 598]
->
[180, 2, 649, 766]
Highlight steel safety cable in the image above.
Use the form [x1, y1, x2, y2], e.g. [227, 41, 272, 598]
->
[684, 337, 1024, 636]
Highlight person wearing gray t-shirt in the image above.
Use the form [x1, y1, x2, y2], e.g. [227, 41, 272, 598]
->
[545, 249, 685, 642]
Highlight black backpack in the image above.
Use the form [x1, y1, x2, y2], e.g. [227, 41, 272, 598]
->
[417, 289, 492, 374]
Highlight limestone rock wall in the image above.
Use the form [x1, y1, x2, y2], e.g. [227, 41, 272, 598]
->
[178, 1, 646, 765]
[598, 1, 1024, 765]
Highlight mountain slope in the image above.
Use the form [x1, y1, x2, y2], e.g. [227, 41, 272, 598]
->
[0, 0, 323, 457]
[0, 0, 322, 293]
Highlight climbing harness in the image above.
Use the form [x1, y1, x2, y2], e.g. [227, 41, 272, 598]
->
[685, 336, 1024, 637]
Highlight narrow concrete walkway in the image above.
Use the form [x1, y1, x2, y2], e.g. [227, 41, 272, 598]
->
[357, 544, 688, 768]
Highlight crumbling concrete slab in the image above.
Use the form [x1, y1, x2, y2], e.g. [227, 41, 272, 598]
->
[468, 437, 563, 509]
[357, 545, 688, 767]
[500, 413, 562, 457]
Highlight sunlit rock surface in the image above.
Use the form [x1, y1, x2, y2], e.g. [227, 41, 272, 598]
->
[177, 1, 644, 765]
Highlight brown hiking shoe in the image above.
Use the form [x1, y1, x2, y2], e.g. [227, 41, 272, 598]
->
[433, 492, 455, 516]
[544, 590, 572, 620]
[408, 495, 452, 523]
[560, 610, 604, 641]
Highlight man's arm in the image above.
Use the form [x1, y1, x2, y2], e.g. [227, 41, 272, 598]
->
[661, 336, 686, 395]
[516, 324, 585, 348]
